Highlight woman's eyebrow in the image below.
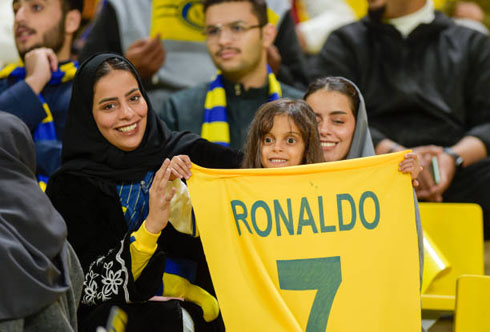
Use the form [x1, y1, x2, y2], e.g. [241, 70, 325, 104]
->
[330, 110, 348, 115]
[98, 97, 118, 105]
[97, 89, 139, 104]
[125, 88, 139, 97]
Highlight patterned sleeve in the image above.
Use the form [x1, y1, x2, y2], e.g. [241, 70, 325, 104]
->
[82, 238, 131, 305]
[47, 174, 166, 306]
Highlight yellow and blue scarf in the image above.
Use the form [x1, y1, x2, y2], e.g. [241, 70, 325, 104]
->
[0, 61, 78, 190]
[201, 65, 282, 146]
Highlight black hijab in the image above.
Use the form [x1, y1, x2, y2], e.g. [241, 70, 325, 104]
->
[58, 53, 199, 182]
[0, 112, 70, 320]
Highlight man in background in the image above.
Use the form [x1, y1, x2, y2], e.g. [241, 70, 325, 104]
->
[0, 0, 83, 187]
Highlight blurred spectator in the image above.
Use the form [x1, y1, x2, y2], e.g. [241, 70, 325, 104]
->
[0, 0, 83, 189]
[0, 111, 83, 332]
[311, 0, 490, 237]
[444, 0, 489, 33]
[160, 0, 303, 151]
[0, 0, 19, 68]
[81, 0, 101, 19]
[71, 0, 105, 57]
[79, 0, 309, 112]
[293, 0, 357, 54]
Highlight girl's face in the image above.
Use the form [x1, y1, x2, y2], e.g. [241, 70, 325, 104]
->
[260, 114, 305, 168]
[306, 90, 356, 162]
[92, 69, 148, 152]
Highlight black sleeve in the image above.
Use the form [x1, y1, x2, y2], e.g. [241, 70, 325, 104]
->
[309, 28, 360, 82]
[274, 10, 310, 90]
[163, 128, 244, 169]
[46, 174, 166, 305]
[368, 126, 388, 148]
[79, 2, 123, 62]
[465, 33, 490, 153]
[186, 138, 244, 168]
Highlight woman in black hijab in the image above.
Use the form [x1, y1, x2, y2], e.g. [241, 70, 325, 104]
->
[46, 53, 240, 331]
[0, 111, 83, 331]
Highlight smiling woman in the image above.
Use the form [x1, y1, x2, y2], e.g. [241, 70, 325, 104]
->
[307, 89, 356, 162]
[304, 76, 373, 162]
[46, 53, 243, 331]
[92, 60, 148, 151]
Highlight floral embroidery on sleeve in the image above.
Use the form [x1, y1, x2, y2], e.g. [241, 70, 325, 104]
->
[82, 239, 130, 305]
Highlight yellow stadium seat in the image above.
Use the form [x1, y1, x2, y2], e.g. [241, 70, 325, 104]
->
[420, 203, 484, 312]
[454, 274, 490, 332]
[433, 0, 446, 10]
[345, 0, 368, 19]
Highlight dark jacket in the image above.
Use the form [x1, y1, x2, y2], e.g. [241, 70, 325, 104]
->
[47, 138, 241, 331]
[160, 79, 303, 150]
[0, 79, 72, 176]
[311, 12, 490, 152]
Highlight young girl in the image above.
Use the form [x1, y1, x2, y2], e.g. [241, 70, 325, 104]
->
[241, 99, 324, 168]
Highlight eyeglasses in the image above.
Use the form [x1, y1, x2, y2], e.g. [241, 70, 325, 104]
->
[203, 22, 264, 41]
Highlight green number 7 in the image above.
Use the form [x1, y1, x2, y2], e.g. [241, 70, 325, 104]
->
[276, 257, 342, 332]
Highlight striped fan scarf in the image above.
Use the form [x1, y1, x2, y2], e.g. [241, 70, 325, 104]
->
[0, 61, 78, 190]
[201, 65, 282, 146]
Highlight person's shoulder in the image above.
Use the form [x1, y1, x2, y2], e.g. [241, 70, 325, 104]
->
[332, 19, 367, 37]
[437, 12, 489, 36]
[321, 19, 369, 51]
[280, 82, 304, 99]
[166, 82, 209, 105]
[0, 77, 14, 93]
[160, 83, 210, 129]
[434, 12, 490, 48]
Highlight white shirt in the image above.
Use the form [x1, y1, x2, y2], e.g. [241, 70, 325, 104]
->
[387, 0, 435, 38]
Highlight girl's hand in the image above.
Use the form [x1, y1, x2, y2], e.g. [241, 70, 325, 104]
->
[169, 155, 192, 181]
[399, 153, 423, 188]
[146, 159, 177, 234]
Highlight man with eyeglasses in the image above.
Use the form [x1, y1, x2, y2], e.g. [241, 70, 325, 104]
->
[80, 0, 309, 115]
[160, 0, 303, 150]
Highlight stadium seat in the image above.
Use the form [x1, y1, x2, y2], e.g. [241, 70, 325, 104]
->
[454, 274, 490, 332]
[419, 202, 484, 312]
